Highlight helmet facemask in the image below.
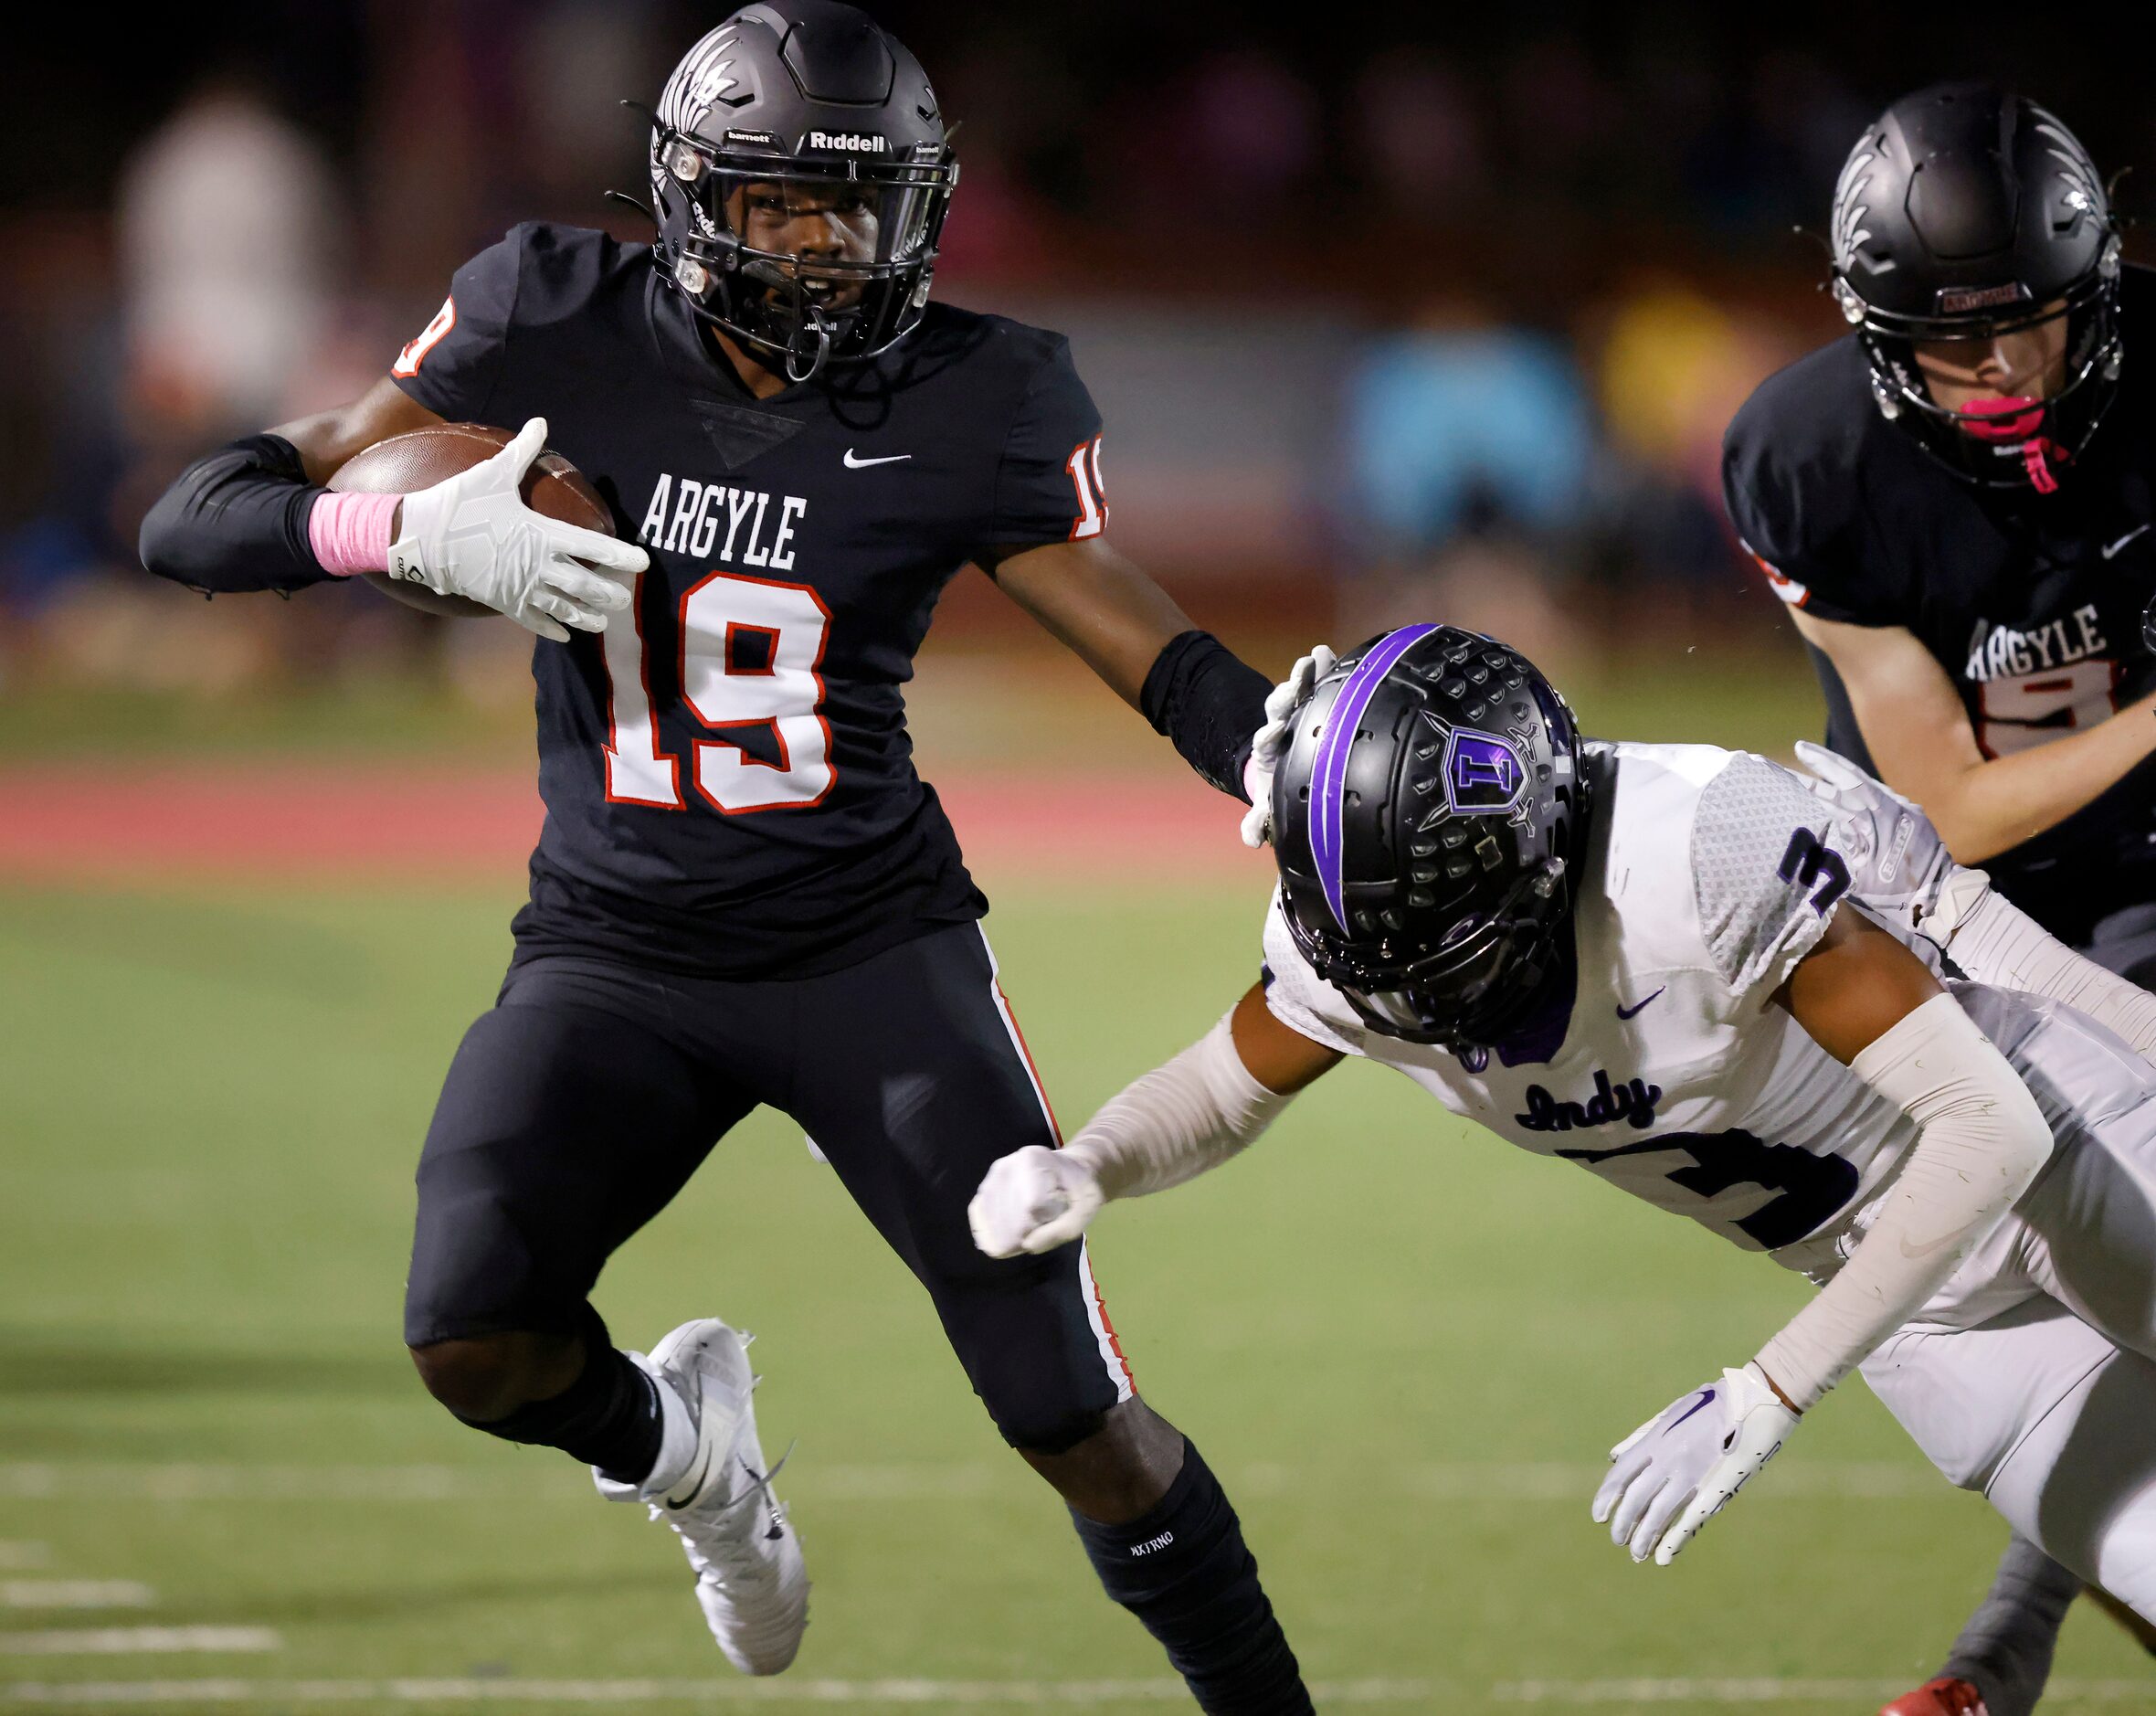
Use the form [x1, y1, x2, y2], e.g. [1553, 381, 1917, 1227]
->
[650, 126, 956, 383]
[1838, 247, 2123, 493]
[1300, 859, 1574, 1051]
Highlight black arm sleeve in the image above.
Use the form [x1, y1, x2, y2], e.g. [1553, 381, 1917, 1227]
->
[138, 433, 332, 596]
[1140, 629, 1271, 801]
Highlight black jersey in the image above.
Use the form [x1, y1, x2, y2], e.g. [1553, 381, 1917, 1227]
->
[392, 223, 1109, 978]
[1723, 266, 2156, 946]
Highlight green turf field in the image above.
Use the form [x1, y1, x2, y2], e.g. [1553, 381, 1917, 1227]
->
[3, 648, 2151, 1712]
[5, 874, 2154, 1715]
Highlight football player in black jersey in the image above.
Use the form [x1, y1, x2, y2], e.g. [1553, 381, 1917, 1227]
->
[1724, 83, 2156, 1716]
[137, 5, 1312, 1708]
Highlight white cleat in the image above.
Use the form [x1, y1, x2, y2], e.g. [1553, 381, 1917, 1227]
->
[594, 1319, 808, 1675]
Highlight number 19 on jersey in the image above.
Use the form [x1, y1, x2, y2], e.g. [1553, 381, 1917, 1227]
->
[601, 570, 835, 813]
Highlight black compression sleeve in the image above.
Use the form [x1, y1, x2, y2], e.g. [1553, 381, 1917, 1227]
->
[138, 433, 333, 596]
[1139, 629, 1271, 801]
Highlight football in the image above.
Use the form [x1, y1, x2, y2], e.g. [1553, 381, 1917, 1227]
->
[328, 422, 616, 616]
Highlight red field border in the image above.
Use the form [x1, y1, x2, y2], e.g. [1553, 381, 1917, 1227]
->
[0, 763, 1267, 887]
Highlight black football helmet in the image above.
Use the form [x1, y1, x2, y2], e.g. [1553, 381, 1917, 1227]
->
[647, 1, 957, 382]
[1271, 625, 1595, 1051]
[1830, 82, 2122, 493]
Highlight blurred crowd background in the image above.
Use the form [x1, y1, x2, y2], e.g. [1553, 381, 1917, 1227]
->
[2, 2, 2147, 703]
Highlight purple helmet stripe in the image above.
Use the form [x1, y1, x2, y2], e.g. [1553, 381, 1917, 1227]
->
[1310, 623, 1439, 931]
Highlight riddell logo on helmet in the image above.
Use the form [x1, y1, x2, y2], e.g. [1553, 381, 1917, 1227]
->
[1936, 282, 2031, 314]
[806, 130, 888, 154]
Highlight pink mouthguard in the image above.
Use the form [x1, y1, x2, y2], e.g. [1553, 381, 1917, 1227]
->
[1955, 397, 2063, 493]
[1957, 396, 2046, 443]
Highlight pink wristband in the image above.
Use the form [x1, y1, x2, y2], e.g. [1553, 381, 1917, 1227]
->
[307, 490, 399, 576]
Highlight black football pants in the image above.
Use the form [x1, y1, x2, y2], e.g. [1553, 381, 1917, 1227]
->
[404, 921, 1132, 1453]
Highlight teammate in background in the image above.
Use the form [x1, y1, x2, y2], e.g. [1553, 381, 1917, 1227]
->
[973, 626, 2156, 1673]
[1723, 83, 2156, 1716]
[136, 5, 1313, 1707]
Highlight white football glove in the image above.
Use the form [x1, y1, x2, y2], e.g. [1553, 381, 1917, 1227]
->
[1240, 644, 1337, 847]
[1788, 741, 1956, 942]
[1591, 1363, 1798, 1566]
[967, 1145, 1104, 1258]
[386, 416, 644, 642]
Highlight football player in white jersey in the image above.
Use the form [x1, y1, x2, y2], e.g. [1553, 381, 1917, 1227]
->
[969, 624, 2156, 1631]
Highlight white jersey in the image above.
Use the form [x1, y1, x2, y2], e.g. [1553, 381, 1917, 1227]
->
[1262, 739, 2156, 1609]
[1262, 741, 2149, 1282]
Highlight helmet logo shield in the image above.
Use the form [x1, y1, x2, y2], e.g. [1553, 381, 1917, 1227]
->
[1443, 729, 1528, 816]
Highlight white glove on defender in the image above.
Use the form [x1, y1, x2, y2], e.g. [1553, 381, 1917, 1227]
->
[386, 417, 644, 641]
[968, 1145, 1104, 1257]
[1591, 1363, 1798, 1566]
[1241, 644, 1337, 847]
[1786, 743, 2156, 1056]
[1788, 741, 1954, 940]
[968, 1011, 1295, 1261]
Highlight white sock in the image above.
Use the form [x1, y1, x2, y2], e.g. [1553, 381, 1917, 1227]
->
[628, 1351, 700, 1498]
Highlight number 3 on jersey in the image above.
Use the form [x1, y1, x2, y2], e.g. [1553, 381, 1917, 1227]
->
[601, 571, 833, 813]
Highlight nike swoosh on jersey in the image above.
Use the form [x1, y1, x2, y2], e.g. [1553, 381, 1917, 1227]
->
[1616, 987, 1666, 1021]
[2103, 524, 2151, 559]
[843, 450, 912, 468]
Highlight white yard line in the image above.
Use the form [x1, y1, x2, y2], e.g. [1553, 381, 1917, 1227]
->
[13, 1679, 2146, 1709]
[0, 1552, 43, 1573]
[1495, 1679, 2156, 1703]
[0, 1628, 279, 1658]
[0, 1466, 483, 1504]
[0, 1582, 155, 1610]
[0, 1679, 1432, 1705]
[0, 1461, 1950, 1504]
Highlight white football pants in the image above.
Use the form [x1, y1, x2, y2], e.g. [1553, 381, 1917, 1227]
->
[1862, 1054, 2156, 1620]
